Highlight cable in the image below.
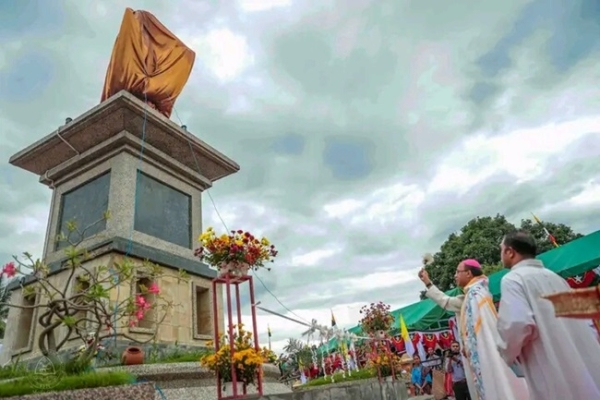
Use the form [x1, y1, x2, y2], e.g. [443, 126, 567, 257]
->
[253, 271, 310, 324]
[173, 108, 309, 324]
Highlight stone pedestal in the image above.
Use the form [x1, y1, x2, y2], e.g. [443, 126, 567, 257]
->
[3, 90, 239, 361]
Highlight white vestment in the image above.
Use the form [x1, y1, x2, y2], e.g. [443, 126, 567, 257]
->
[497, 259, 600, 400]
[426, 285, 476, 398]
[460, 276, 529, 400]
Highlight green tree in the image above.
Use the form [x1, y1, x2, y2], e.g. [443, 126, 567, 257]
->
[482, 263, 504, 276]
[423, 215, 516, 293]
[423, 214, 583, 293]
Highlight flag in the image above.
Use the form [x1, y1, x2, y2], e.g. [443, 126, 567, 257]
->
[399, 314, 415, 357]
[532, 213, 559, 247]
[331, 310, 337, 327]
[268, 324, 271, 338]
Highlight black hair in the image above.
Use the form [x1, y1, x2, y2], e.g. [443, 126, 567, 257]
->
[503, 230, 537, 258]
[466, 265, 483, 277]
[451, 340, 460, 346]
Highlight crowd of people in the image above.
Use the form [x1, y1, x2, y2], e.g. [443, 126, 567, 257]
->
[419, 230, 600, 400]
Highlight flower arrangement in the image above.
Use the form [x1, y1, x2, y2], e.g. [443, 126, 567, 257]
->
[200, 324, 265, 387]
[367, 341, 402, 377]
[359, 302, 394, 334]
[194, 227, 278, 275]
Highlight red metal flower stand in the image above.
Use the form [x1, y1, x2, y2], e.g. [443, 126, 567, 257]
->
[212, 273, 264, 400]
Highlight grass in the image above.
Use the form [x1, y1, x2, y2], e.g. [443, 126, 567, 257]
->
[0, 370, 135, 397]
[146, 346, 211, 364]
[299, 368, 378, 388]
[0, 362, 29, 380]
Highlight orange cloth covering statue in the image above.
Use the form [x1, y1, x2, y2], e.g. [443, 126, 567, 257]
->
[101, 8, 195, 118]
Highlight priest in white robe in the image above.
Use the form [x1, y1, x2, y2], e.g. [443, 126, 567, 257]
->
[420, 268, 475, 398]
[458, 260, 529, 400]
[497, 230, 600, 400]
[420, 260, 528, 400]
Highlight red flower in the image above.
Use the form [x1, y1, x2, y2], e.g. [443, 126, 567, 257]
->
[2, 262, 16, 277]
[147, 282, 160, 294]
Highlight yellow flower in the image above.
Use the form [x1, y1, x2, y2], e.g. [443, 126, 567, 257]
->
[260, 237, 270, 246]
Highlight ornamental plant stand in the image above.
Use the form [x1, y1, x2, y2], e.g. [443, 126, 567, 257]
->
[212, 273, 264, 400]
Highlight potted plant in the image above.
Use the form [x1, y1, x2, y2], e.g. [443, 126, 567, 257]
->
[194, 228, 278, 277]
[359, 301, 394, 338]
[201, 324, 265, 395]
[368, 340, 401, 378]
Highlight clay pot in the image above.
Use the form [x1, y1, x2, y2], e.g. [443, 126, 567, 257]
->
[121, 346, 144, 365]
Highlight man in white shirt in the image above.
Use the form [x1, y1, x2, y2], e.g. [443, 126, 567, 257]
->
[497, 230, 600, 400]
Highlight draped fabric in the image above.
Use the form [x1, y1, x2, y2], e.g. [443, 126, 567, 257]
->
[101, 8, 195, 118]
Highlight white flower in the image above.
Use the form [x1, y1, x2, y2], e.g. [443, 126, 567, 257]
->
[422, 253, 434, 266]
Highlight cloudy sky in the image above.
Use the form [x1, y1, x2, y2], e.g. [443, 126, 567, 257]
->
[1, 0, 599, 353]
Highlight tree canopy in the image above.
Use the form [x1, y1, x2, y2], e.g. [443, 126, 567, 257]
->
[423, 214, 583, 293]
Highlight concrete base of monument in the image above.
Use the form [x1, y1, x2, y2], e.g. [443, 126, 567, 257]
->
[101, 362, 292, 400]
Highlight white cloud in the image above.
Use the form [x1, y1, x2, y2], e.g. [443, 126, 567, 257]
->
[322, 183, 426, 226]
[569, 180, 600, 207]
[182, 28, 254, 83]
[238, 0, 292, 13]
[291, 248, 339, 267]
[428, 116, 600, 195]
[343, 269, 418, 292]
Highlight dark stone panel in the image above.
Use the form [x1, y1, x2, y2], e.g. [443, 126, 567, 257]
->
[55, 172, 110, 250]
[134, 172, 192, 249]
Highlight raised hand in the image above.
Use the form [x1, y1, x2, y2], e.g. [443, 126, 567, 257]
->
[418, 268, 432, 286]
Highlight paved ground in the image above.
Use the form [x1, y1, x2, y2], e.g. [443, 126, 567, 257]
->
[155, 382, 292, 399]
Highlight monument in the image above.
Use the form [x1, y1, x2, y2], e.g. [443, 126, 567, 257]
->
[2, 8, 240, 363]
